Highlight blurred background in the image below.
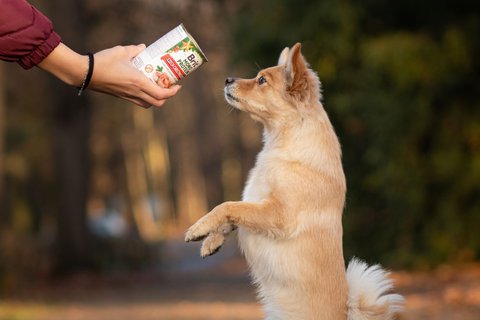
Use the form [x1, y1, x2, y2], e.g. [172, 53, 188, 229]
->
[1, 0, 479, 319]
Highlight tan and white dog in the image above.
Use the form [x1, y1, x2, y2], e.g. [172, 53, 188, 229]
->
[185, 43, 404, 320]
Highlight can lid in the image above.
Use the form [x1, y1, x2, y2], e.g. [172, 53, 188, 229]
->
[179, 23, 208, 62]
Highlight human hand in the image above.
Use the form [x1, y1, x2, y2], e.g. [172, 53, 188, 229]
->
[90, 44, 181, 108]
[38, 43, 181, 108]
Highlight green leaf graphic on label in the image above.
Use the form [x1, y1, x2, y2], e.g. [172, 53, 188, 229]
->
[180, 40, 194, 52]
[167, 37, 200, 54]
[156, 66, 164, 72]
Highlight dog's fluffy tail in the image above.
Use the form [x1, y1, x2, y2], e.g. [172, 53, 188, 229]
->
[346, 258, 404, 320]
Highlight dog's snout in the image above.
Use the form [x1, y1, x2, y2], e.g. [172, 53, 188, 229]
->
[225, 77, 236, 86]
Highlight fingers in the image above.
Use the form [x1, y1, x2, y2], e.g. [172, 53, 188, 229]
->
[121, 80, 181, 109]
[128, 94, 165, 109]
[141, 87, 182, 109]
[158, 84, 182, 99]
[125, 43, 182, 105]
[125, 44, 147, 59]
[123, 96, 152, 108]
[100, 44, 182, 108]
[141, 74, 182, 98]
[128, 89, 173, 109]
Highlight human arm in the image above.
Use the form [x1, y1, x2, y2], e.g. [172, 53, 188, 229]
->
[0, 0, 180, 108]
[38, 43, 182, 108]
[0, 0, 61, 68]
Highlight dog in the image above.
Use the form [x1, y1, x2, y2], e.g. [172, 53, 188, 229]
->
[185, 43, 404, 320]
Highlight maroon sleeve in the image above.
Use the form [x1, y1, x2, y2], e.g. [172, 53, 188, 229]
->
[0, 0, 61, 69]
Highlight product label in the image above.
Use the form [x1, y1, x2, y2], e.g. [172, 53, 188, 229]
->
[132, 24, 208, 88]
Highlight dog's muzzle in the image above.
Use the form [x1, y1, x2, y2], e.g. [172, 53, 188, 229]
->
[225, 77, 237, 86]
[224, 78, 240, 103]
[225, 89, 240, 103]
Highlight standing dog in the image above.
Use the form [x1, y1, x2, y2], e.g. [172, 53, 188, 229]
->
[185, 43, 404, 320]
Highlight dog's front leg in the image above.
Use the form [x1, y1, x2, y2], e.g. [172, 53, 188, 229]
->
[185, 198, 285, 257]
[198, 225, 236, 258]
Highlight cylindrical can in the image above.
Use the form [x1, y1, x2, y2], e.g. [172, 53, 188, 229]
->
[132, 23, 208, 88]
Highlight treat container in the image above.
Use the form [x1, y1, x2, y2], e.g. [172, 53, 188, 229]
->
[132, 23, 208, 87]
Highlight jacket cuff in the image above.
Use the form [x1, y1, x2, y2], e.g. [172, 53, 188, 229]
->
[18, 31, 62, 69]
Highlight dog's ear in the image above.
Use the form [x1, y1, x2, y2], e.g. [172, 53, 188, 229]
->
[278, 47, 290, 66]
[286, 43, 306, 83]
[285, 43, 309, 99]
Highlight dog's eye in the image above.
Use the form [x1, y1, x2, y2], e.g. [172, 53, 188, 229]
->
[258, 76, 267, 85]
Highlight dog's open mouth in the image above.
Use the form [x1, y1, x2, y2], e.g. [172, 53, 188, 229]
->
[225, 92, 240, 103]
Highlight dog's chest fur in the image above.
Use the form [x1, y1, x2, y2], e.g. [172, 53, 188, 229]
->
[239, 148, 290, 263]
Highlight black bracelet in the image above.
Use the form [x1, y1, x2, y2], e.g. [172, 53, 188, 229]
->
[77, 52, 94, 96]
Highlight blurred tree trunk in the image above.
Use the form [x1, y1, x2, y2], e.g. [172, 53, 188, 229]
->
[164, 91, 209, 228]
[0, 63, 6, 224]
[122, 108, 173, 241]
[49, 0, 91, 271]
[191, 74, 224, 209]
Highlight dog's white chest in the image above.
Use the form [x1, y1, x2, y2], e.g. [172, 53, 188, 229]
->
[242, 156, 273, 203]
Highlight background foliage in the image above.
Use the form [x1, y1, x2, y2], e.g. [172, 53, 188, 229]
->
[230, 0, 480, 267]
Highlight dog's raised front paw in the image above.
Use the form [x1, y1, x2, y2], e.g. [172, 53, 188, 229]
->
[185, 226, 206, 242]
[200, 232, 225, 258]
[185, 217, 212, 243]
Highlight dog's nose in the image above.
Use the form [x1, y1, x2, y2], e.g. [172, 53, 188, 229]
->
[225, 77, 236, 85]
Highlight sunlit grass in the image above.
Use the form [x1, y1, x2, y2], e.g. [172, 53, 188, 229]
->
[0, 303, 51, 320]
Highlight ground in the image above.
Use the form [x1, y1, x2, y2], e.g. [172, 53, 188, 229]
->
[1, 238, 479, 320]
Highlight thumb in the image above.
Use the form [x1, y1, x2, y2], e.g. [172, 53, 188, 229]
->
[126, 44, 147, 59]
